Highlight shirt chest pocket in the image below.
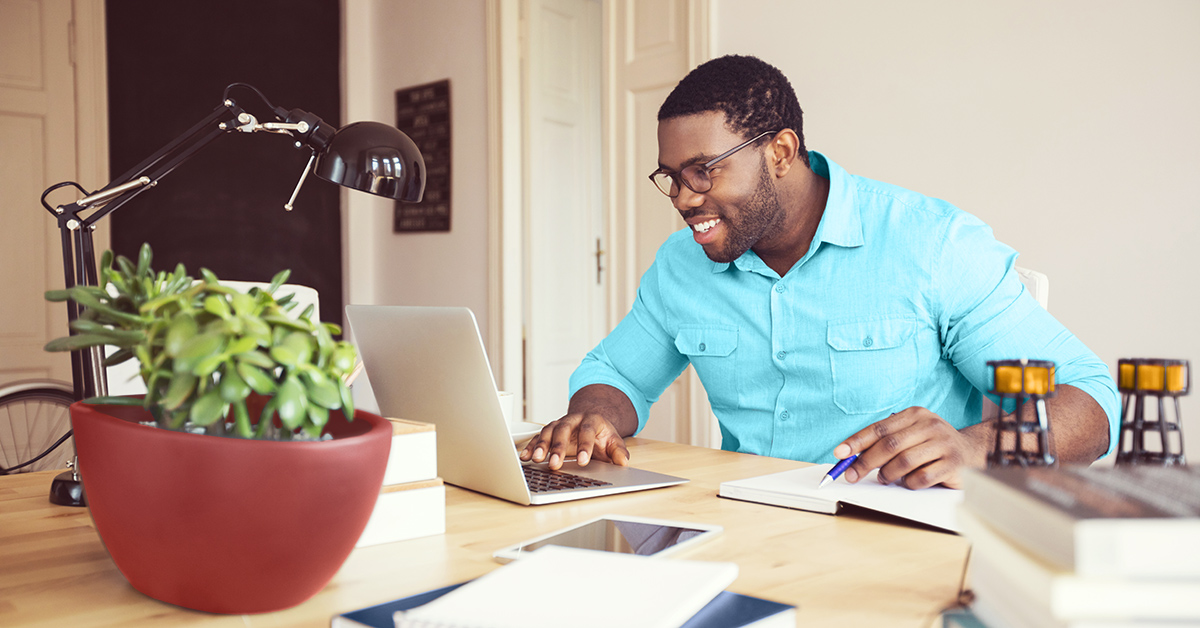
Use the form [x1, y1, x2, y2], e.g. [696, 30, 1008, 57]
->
[827, 318, 918, 414]
[674, 326, 739, 410]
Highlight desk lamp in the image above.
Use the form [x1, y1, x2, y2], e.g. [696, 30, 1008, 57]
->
[986, 359, 1057, 467]
[1115, 358, 1188, 466]
[41, 83, 426, 506]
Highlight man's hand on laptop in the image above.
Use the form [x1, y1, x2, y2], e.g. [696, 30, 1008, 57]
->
[520, 384, 639, 471]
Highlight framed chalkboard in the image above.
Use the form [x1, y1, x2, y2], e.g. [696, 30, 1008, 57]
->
[106, 0, 343, 328]
[394, 80, 451, 232]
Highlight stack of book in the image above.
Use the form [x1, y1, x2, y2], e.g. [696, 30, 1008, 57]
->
[957, 465, 1200, 627]
[355, 417, 445, 548]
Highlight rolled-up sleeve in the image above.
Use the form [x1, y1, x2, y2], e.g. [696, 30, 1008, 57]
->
[569, 258, 689, 434]
[936, 214, 1121, 456]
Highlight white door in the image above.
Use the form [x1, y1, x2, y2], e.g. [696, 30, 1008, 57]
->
[0, 0, 107, 389]
[523, 0, 606, 424]
[604, 0, 716, 446]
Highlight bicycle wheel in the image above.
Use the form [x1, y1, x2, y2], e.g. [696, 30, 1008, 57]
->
[0, 386, 77, 473]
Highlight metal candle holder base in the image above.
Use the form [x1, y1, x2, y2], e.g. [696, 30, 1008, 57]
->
[1116, 358, 1188, 467]
[987, 359, 1057, 468]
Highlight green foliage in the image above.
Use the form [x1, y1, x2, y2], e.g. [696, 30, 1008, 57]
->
[45, 244, 357, 440]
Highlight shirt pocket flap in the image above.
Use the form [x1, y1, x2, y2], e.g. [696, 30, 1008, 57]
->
[826, 319, 916, 352]
[674, 326, 738, 357]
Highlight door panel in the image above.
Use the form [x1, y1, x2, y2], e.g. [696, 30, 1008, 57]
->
[606, 0, 716, 446]
[524, 0, 605, 423]
[0, 0, 76, 387]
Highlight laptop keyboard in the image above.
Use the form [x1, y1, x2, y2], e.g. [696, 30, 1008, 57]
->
[523, 465, 613, 493]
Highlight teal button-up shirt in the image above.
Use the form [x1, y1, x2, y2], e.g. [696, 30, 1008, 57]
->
[569, 151, 1119, 463]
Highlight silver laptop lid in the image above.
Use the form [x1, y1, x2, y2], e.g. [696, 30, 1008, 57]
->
[346, 305, 533, 504]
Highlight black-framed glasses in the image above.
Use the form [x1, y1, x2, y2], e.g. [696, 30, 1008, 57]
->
[648, 130, 776, 198]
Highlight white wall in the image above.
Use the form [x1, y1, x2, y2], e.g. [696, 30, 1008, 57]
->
[343, 0, 490, 344]
[713, 0, 1200, 459]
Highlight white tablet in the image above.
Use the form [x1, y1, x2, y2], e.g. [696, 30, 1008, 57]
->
[492, 514, 722, 563]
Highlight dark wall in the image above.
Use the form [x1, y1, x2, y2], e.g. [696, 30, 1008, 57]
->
[106, 0, 343, 327]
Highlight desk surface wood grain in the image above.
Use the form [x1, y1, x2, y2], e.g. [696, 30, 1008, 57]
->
[0, 438, 969, 627]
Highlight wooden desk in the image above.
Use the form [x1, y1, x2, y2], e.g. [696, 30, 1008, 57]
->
[0, 439, 969, 627]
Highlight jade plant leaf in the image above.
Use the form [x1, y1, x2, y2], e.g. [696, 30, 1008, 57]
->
[276, 376, 308, 430]
[236, 363, 277, 395]
[189, 389, 226, 426]
[162, 373, 198, 411]
[218, 364, 251, 402]
[174, 331, 226, 373]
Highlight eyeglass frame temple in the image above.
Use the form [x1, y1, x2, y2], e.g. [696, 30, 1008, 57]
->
[649, 129, 777, 196]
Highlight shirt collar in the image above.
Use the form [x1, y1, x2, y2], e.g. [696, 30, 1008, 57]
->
[713, 151, 864, 275]
[806, 151, 864, 249]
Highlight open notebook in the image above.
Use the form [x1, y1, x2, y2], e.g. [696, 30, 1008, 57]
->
[718, 464, 963, 532]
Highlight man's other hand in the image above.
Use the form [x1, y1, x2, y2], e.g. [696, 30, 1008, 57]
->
[833, 407, 990, 490]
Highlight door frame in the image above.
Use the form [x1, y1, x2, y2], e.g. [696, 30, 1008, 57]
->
[0, 0, 108, 388]
[485, 0, 524, 412]
[485, 0, 712, 439]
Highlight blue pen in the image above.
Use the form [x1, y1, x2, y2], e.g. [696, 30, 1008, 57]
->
[818, 453, 858, 489]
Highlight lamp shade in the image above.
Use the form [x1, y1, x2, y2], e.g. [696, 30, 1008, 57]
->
[314, 121, 426, 202]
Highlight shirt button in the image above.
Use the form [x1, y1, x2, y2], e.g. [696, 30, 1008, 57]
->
[780, 410, 790, 420]
[698, 343, 706, 352]
[774, 284, 786, 293]
[863, 336, 874, 348]
[776, 351, 787, 361]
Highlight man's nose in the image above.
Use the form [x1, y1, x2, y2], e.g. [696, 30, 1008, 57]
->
[671, 185, 705, 212]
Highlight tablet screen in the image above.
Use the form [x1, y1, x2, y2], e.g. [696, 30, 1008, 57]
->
[515, 518, 709, 556]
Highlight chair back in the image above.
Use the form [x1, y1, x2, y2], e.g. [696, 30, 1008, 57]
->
[1016, 266, 1049, 310]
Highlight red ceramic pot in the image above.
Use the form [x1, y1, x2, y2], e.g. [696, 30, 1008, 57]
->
[69, 398, 391, 614]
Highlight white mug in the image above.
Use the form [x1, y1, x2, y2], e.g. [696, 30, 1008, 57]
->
[497, 391, 516, 425]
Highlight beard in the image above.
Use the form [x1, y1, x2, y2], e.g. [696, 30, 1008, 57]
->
[700, 161, 784, 264]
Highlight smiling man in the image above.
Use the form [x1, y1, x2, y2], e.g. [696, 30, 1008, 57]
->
[520, 55, 1118, 489]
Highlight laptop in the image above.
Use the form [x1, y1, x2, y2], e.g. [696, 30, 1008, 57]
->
[345, 305, 688, 505]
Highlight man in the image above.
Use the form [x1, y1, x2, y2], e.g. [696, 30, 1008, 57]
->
[520, 55, 1118, 489]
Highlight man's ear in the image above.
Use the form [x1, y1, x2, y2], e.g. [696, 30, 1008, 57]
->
[768, 129, 802, 178]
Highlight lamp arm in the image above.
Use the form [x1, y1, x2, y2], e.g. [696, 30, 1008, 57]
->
[76, 101, 246, 229]
[45, 96, 292, 400]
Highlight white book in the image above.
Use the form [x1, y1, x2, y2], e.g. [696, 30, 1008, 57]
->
[355, 478, 446, 548]
[392, 545, 739, 628]
[381, 418, 437, 486]
[719, 464, 963, 532]
[960, 507, 1200, 622]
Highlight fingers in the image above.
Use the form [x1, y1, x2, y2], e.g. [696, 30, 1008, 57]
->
[836, 411, 909, 482]
[837, 408, 973, 489]
[518, 412, 627, 471]
[520, 419, 574, 461]
[603, 433, 631, 467]
[545, 420, 581, 469]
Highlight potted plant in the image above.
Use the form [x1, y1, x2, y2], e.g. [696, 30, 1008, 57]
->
[44, 244, 392, 614]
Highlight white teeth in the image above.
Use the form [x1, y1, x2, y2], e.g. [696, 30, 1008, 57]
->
[692, 218, 720, 233]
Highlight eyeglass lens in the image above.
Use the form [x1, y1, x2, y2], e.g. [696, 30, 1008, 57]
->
[649, 130, 775, 198]
[651, 167, 711, 197]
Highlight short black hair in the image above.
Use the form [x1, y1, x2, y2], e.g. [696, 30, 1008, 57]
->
[658, 55, 807, 165]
